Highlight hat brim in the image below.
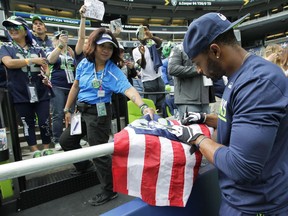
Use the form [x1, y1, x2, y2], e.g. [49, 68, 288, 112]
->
[2, 20, 22, 27]
[223, 13, 250, 33]
[32, 17, 44, 24]
[96, 39, 118, 48]
[54, 32, 61, 38]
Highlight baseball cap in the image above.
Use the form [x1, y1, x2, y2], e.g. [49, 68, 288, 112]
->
[96, 33, 118, 48]
[183, 13, 249, 59]
[2, 16, 29, 28]
[119, 44, 125, 50]
[32, 16, 44, 24]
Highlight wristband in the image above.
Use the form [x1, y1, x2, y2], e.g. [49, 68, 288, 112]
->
[63, 108, 71, 114]
[139, 103, 149, 115]
[58, 44, 64, 50]
[196, 136, 208, 149]
[25, 58, 32, 66]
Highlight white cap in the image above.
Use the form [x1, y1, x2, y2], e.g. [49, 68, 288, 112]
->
[96, 33, 118, 48]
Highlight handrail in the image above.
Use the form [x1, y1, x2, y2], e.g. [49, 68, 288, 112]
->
[0, 142, 114, 181]
[139, 91, 170, 95]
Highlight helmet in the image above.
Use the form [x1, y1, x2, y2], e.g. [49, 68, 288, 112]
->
[162, 41, 174, 58]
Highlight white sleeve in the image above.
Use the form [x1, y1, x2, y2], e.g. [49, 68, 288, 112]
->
[132, 47, 141, 63]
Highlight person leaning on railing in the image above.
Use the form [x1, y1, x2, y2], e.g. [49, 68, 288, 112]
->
[59, 28, 155, 207]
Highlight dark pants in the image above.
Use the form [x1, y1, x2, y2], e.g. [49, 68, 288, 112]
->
[143, 77, 165, 110]
[14, 100, 51, 146]
[50, 87, 71, 143]
[59, 103, 113, 192]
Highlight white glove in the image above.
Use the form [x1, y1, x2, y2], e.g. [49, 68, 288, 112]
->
[181, 112, 206, 125]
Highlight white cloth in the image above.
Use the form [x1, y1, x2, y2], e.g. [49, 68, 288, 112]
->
[132, 46, 162, 82]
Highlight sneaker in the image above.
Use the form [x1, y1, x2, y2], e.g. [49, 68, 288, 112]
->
[32, 150, 42, 158]
[42, 149, 54, 156]
[88, 192, 118, 206]
[80, 139, 88, 146]
[54, 143, 62, 151]
[70, 164, 95, 176]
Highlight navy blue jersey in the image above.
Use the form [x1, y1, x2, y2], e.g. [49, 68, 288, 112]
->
[0, 42, 51, 103]
[46, 48, 75, 89]
[216, 55, 288, 214]
[75, 52, 85, 67]
[0, 64, 7, 88]
[32, 34, 53, 53]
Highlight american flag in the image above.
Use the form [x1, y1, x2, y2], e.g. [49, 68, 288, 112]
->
[112, 118, 213, 207]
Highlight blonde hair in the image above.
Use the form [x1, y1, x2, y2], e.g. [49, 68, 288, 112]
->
[264, 44, 283, 66]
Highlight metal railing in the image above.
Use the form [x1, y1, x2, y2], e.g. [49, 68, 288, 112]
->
[0, 142, 114, 181]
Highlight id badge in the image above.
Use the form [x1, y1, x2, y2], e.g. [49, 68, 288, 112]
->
[92, 79, 101, 88]
[70, 112, 82, 135]
[96, 102, 107, 116]
[27, 84, 39, 103]
[98, 90, 105, 97]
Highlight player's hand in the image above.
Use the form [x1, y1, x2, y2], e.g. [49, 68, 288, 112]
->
[181, 112, 206, 125]
[169, 125, 202, 144]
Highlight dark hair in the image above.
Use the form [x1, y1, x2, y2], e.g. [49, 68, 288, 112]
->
[85, 28, 121, 64]
[200, 29, 239, 55]
[212, 29, 239, 46]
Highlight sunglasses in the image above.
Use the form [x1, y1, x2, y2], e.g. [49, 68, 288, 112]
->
[6, 25, 24, 31]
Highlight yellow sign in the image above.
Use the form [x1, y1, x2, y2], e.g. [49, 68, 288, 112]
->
[243, 0, 249, 6]
[165, 0, 169, 6]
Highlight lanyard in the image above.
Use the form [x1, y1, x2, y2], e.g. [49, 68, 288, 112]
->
[13, 41, 32, 82]
[93, 67, 105, 89]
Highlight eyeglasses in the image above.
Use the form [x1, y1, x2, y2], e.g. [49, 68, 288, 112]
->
[6, 25, 24, 31]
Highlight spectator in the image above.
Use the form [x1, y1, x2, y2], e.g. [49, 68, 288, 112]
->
[132, 64, 144, 97]
[178, 12, 288, 215]
[118, 44, 138, 85]
[47, 30, 75, 151]
[0, 38, 9, 89]
[31, 16, 53, 51]
[168, 43, 212, 119]
[263, 43, 283, 68]
[132, 25, 165, 110]
[161, 41, 176, 117]
[59, 28, 155, 206]
[161, 41, 175, 89]
[0, 16, 53, 158]
[280, 47, 288, 77]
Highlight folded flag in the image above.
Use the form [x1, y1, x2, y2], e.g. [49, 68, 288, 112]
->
[112, 115, 213, 207]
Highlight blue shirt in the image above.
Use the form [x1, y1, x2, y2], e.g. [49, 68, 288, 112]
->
[216, 55, 288, 214]
[76, 58, 132, 104]
[161, 58, 174, 85]
[0, 42, 51, 103]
